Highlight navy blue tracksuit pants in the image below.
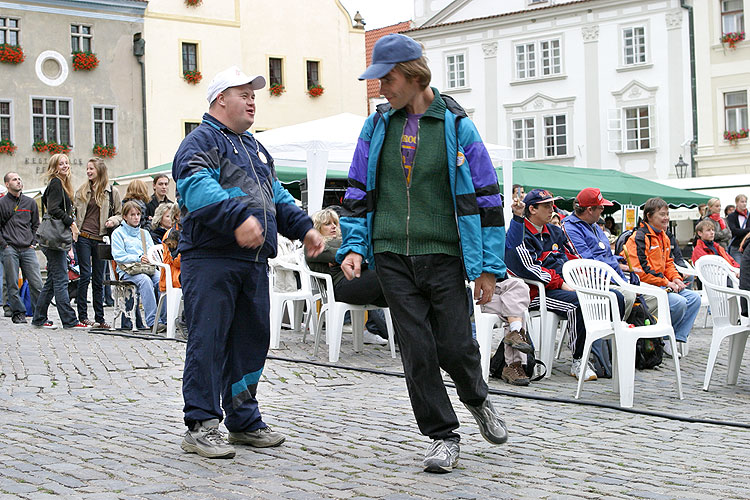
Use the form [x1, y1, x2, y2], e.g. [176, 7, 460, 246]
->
[181, 257, 270, 433]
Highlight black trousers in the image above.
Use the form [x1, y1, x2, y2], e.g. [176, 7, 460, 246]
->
[374, 252, 487, 441]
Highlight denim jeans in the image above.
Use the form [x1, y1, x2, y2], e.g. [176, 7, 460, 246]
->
[118, 269, 160, 327]
[33, 247, 78, 327]
[3, 246, 43, 316]
[75, 236, 105, 323]
[667, 288, 701, 342]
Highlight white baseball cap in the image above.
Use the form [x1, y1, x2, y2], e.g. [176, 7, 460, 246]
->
[206, 66, 266, 104]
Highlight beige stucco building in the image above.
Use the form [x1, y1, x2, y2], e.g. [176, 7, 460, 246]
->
[693, 0, 749, 176]
[0, 0, 147, 191]
[142, 0, 367, 168]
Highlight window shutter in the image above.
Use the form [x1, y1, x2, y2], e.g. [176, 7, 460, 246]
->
[607, 108, 622, 152]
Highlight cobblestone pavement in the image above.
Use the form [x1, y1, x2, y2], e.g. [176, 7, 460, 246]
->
[1, 306, 749, 499]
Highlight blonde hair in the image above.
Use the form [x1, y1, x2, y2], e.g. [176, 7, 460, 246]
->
[707, 198, 721, 210]
[736, 194, 747, 204]
[45, 154, 75, 200]
[125, 179, 150, 204]
[170, 202, 181, 224]
[312, 208, 339, 239]
[76, 157, 109, 207]
[152, 202, 174, 230]
[394, 54, 431, 90]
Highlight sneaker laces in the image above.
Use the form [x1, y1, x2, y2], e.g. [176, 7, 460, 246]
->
[426, 440, 448, 460]
[201, 426, 227, 446]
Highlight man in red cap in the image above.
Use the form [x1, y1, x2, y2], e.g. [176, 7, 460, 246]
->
[562, 188, 635, 318]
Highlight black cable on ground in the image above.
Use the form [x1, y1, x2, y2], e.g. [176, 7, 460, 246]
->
[85, 329, 750, 430]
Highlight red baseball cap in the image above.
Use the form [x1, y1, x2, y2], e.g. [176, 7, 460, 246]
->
[576, 188, 613, 207]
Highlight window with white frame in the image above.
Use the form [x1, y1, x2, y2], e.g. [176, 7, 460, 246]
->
[515, 38, 562, 80]
[70, 24, 92, 52]
[0, 17, 20, 45]
[0, 101, 11, 141]
[93, 106, 115, 146]
[607, 105, 656, 152]
[32, 98, 71, 144]
[724, 90, 748, 131]
[544, 114, 567, 157]
[622, 26, 646, 65]
[721, 0, 745, 34]
[512, 118, 536, 159]
[446, 53, 466, 89]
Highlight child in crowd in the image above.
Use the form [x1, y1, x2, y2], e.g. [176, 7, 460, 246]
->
[692, 219, 739, 274]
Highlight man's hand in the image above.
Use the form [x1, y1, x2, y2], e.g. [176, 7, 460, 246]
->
[473, 272, 495, 305]
[234, 216, 264, 248]
[303, 229, 325, 258]
[511, 197, 525, 217]
[105, 220, 116, 229]
[672, 278, 686, 292]
[140, 255, 150, 264]
[341, 252, 363, 280]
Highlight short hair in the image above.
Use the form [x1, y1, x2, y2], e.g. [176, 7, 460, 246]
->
[311, 208, 339, 235]
[695, 219, 715, 233]
[122, 200, 142, 217]
[394, 53, 431, 90]
[573, 201, 587, 216]
[4, 172, 17, 183]
[725, 204, 736, 217]
[642, 197, 668, 224]
[153, 173, 169, 185]
[736, 194, 747, 204]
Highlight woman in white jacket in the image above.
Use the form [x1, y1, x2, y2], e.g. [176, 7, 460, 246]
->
[111, 201, 160, 328]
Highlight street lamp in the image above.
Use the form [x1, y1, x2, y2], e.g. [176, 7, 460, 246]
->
[674, 155, 689, 179]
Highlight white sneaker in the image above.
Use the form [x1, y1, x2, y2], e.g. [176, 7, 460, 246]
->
[570, 358, 597, 381]
[363, 330, 388, 345]
[663, 340, 682, 359]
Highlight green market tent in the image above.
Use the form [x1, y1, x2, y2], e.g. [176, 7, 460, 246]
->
[503, 161, 710, 208]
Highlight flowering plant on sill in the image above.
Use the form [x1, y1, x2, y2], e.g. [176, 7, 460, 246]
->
[307, 84, 324, 98]
[0, 44, 24, 64]
[185, 0, 202, 6]
[184, 70, 202, 85]
[269, 83, 285, 97]
[0, 139, 17, 155]
[721, 31, 745, 49]
[93, 144, 117, 158]
[33, 140, 71, 155]
[72, 51, 99, 71]
[724, 128, 749, 143]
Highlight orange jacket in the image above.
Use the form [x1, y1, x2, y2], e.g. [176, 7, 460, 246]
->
[158, 227, 181, 292]
[622, 222, 682, 287]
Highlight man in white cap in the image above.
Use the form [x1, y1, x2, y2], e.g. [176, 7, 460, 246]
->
[173, 66, 324, 459]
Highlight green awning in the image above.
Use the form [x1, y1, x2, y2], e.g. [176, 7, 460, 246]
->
[500, 161, 710, 208]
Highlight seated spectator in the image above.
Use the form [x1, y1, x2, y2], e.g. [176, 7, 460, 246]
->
[150, 202, 174, 244]
[702, 198, 731, 249]
[306, 208, 388, 345]
[550, 212, 561, 227]
[122, 179, 150, 228]
[111, 201, 161, 329]
[604, 216, 619, 237]
[692, 219, 739, 272]
[505, 189, 623, 381]
[622, 197, 700, 353]
[727, 194, 749, 263]
[159, 203, 182, 294]
[562, 188, 635, 318]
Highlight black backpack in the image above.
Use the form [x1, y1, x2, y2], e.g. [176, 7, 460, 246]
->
[628, 298, 664, 370]
[489, 333, 547, 381]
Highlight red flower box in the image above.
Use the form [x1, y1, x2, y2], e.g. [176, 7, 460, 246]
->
[307, 85, 324, 98]
[269, 83, 285, 96]
[184, 70, 202, 85]
[0, 139, 17, 155]
[724, 128, 749, 143]
[721, 31, 745, 49]
[33, 141, 71, 154]
[72, 51, 99, 71]
[185, 0, 202, 6]
[0, 44, 24, 64]
[93, 144, 117, 158]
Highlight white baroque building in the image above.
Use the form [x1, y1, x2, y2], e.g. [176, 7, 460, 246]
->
[407, 0, 694, 180]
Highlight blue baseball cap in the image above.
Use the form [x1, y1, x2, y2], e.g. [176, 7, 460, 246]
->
[359, 34, 423, 81]
[523, 188, 563, 206]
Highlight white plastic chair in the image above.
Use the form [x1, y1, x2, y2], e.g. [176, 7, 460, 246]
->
[147, 244, 183, 339]
[563, 259, 683, 408]
[268, 249, 317, 349]
[101, 236, 137, 331]
[469, 282, 503, 382]
[521, 278, 566, 378]
[676, 260, 710, 337]
[695, 255, 750, 391]
[298, 257, 396, 363]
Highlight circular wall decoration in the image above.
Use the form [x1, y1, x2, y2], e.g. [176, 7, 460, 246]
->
[35, 50, 69, 86]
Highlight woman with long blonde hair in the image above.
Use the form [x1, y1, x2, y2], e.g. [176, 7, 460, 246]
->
[72, 157, 122, 328]
[32, 154, 87, 329]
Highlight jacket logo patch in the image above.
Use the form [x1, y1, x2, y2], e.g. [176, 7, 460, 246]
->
[258, 151, 268, 164]
[552, 243, 558, 250]
[456, 151, 465, 166]
[650, 245, 659, 249]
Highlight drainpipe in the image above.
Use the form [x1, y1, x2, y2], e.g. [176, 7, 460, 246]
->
[681, 0, 698, 177]
[133, 33, 148, 170]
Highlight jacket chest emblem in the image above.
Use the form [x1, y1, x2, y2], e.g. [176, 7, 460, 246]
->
[258, 151, 268, 164]
[456, 151, 465, 166]
[552, 243, 559, 251]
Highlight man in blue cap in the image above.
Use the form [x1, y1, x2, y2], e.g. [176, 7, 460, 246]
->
[337, 33, 508, 473]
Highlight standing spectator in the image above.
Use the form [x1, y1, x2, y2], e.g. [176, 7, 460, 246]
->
[725, 205, 736, 217]
[702, 198, 731, 249]
[150, 202, 174, 244]
[0, 172, 43, 324]
[738, 232, 750, 315]
[145, 174, 173, 222]
[73, 158, 121, 329]
[174, 66, 324, 459]
[122, 179, 150, 228]
[32, 154, 88, 330]
[727, 194, 749, 263]
[339, 34, 508, 474]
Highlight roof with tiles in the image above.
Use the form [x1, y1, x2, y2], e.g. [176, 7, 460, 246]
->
[365, 21, 414, 98]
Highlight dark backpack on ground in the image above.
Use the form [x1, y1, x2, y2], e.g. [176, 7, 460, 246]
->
[628, 297, 664, 370]
[489, 332, 547, 382]
[590, 339, 613, 378]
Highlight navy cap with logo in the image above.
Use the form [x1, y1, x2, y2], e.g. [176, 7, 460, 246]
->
[523, 188, 563, 206]
[359, 34, 423, 81]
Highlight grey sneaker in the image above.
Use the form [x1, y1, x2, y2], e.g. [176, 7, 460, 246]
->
[228, 426, 286, 448]
[423, 438, 460, 473]
[463, 398, 508, 445]
[181, 419, 236, 459]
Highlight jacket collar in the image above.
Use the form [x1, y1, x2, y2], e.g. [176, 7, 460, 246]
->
[121, 222, 141, 236]
[202, 113, 252, 137]
[524, 217, 550, 236]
